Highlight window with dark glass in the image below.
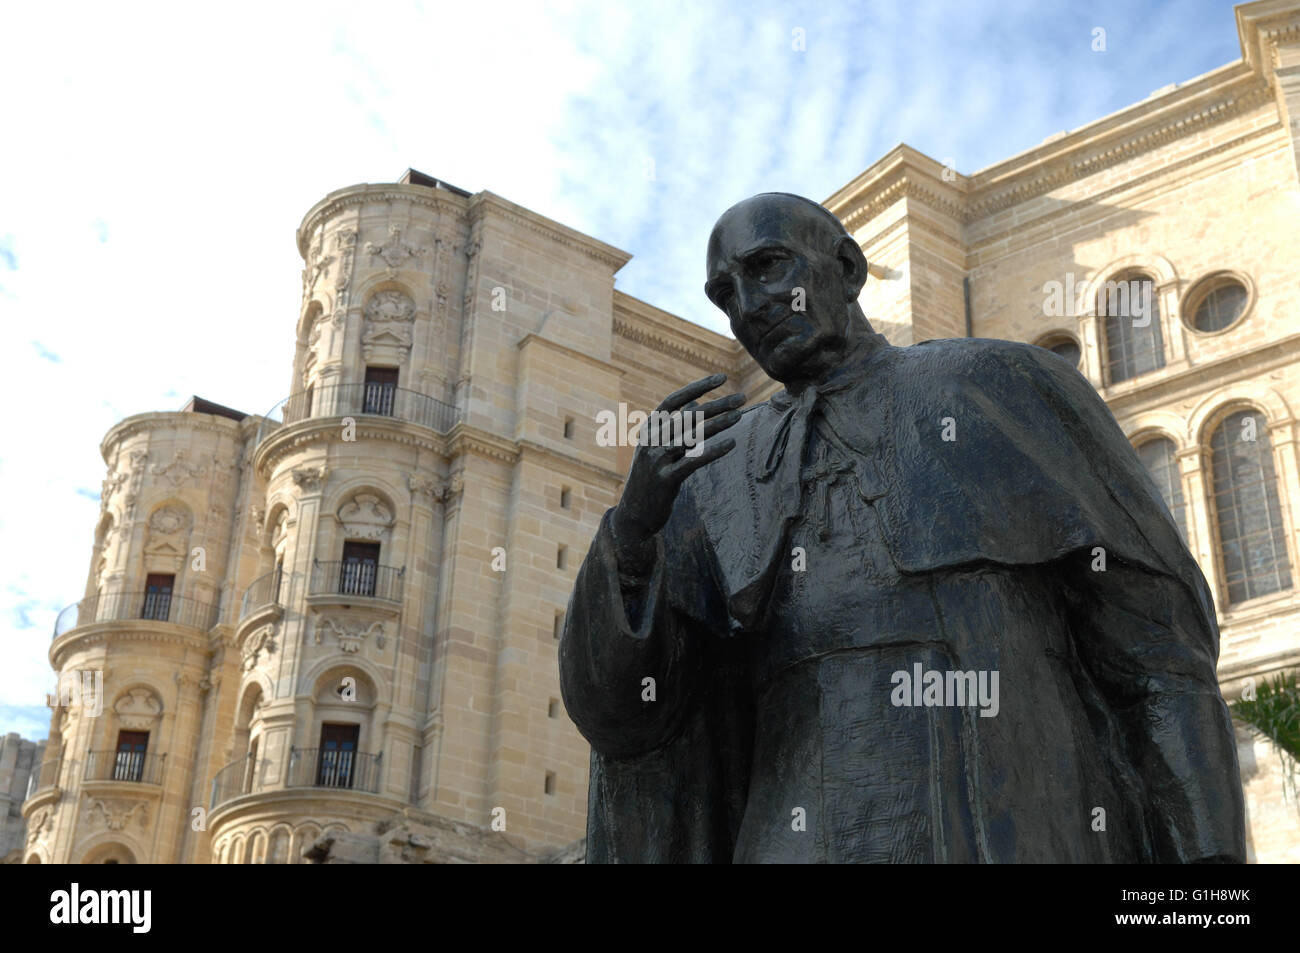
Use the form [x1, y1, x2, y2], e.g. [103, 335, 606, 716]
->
[141, 574, 174, 621]
[114, 730, 148, 782]
[339, 541, 381, 597]
[1100, 273, 1164, 383]
[1211, 410, 1293, 604]
[1135, 438, 1187, 541]
[1192, 282, 1248, 333]
[317, 724, 359, 789]
[363, 366, 399, 416]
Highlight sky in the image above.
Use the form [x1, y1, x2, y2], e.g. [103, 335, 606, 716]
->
[0, 0, 1247, 741]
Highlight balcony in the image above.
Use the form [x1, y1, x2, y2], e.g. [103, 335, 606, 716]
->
[53, 591, 219, 639]
[309, 560, 404, 605]
[239, 569, 287, 627]
[256, 382, 458, 445]
[209, 749, 382, 811]
[84, 750, 166, 785]
[288, 748, 382, 793]
[25, 756, 65, 800]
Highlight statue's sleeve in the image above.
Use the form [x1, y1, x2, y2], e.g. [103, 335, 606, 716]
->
[1063, 550, 1247, 863]
[558, 478, 727, 760]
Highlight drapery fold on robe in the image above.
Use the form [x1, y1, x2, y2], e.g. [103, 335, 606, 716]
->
[559, 337, 1245, 864]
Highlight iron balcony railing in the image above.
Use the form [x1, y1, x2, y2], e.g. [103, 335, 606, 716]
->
[53, 591, 220, 639]
[256, 383, 458, 445]
[25, 756, 65, 799]
[210, 754, 269, 810]
[288, 748, 382, 793]
[239, 570, 287, 622]
[84, 750, 166, 785]
[309, 560, 404, 603]
[209, 748, 383, 810]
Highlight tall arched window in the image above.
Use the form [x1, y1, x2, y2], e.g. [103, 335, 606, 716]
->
[1135, 437, 1187, 541]
[1100, 272, 1164, 383]
[1210, 410, 1292, 604]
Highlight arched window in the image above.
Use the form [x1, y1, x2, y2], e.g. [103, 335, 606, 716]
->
[1100, 272, 1164, 383]
[1135, 437, 1187, 541]
[1034, 333, 1081, 370]
[1210, 410, 1292, 604]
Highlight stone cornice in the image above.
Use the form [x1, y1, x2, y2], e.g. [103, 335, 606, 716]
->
[826, 64, 1276, 230]
[516, 440, 626, 487]
[1237, 0, 1300, 76]
[968, 121, 1282, 257]
[445, 423, 520, 466]
[102, 412, 242, 462]
[515, 333, 624, 377]
[254, 417, 452, 479]
[965, 81, 1275, 220]
[612, 293, 742, 376]
[51, 623, 210, 670]
[468, 191, 632, 272]
[297, 184, 469, 257]
[1103, 331, 1300, 415]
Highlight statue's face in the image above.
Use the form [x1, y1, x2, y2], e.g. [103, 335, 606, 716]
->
[705, 197, 857, 383]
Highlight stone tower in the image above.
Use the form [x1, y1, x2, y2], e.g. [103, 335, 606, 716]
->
[25, 170, 652, 863]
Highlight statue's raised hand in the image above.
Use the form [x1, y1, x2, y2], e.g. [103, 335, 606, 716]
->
[610, 374, 745, 563]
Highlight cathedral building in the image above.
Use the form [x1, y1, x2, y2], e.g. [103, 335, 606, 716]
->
[7, 0, 1300, 864]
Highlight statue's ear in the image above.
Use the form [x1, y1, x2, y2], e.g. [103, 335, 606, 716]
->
[833, 235, 869, 301]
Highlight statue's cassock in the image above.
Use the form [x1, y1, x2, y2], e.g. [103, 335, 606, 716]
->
[560, 336, 1247, 863]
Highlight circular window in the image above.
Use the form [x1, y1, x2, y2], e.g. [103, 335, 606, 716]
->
[1183, 273, 1251, 334]
[1035, 334, 1081, 369]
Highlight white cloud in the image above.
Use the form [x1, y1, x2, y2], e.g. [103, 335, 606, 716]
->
[0, 0, 1242, 736]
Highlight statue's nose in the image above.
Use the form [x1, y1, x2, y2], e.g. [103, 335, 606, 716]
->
[735, 282, 765, 322]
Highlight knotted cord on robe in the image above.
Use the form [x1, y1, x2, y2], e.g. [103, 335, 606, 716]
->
[758, 358, 889, 540]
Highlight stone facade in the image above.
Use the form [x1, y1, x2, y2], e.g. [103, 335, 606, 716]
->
[11, 0, 1300, 864]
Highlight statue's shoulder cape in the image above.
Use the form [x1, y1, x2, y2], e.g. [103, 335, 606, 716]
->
[687, 337, 1215, 632]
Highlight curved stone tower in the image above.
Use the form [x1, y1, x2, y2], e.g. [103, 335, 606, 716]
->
[23, 169, 668, 863]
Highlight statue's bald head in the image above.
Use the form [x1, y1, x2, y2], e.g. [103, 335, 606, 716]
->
[709, 192, 851, 259]
[705, 192, 873, 386]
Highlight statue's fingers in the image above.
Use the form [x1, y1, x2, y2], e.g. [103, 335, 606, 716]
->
[658, 373, 727, 413]
[666, 437, 736, 480]
[661, 410, 741, 459]
[692, 392, 746, 420]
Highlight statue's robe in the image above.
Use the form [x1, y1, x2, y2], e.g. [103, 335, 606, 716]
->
[559, 335, 1246, 863]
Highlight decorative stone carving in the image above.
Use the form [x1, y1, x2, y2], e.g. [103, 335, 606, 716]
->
[314, 617, 386, 653]
[144, 505, 191, 570]
[291, 466, 329, 493]
[408, 472, 441, 503]
[27, 808, 52, 845]
[336, 493, 394, 541]
[113, 688, 162, 730]
[366, 226, 425, 270]
[249, 505, 266, 536]
[362, 290, 417, 362]
[149, 506, 189, 535]
[86, 798, 150, 832]
[241, 624, 277, 671]
[150, 450, 206, 488]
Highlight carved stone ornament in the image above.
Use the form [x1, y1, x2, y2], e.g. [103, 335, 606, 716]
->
[150, 450, 207, 488]
[148, 505, 190, 535]
[241, 624, 277, 672]
[113, 688, 162, 730]
[366, 226, 426, 270]
[336, 493, 394, 541]
[27, 807, 52, 845]
[315, 617, 386, 653]
[364, 290, 416, 324]
[86, 798, 150, 832]
[291, 466, 329, 493]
